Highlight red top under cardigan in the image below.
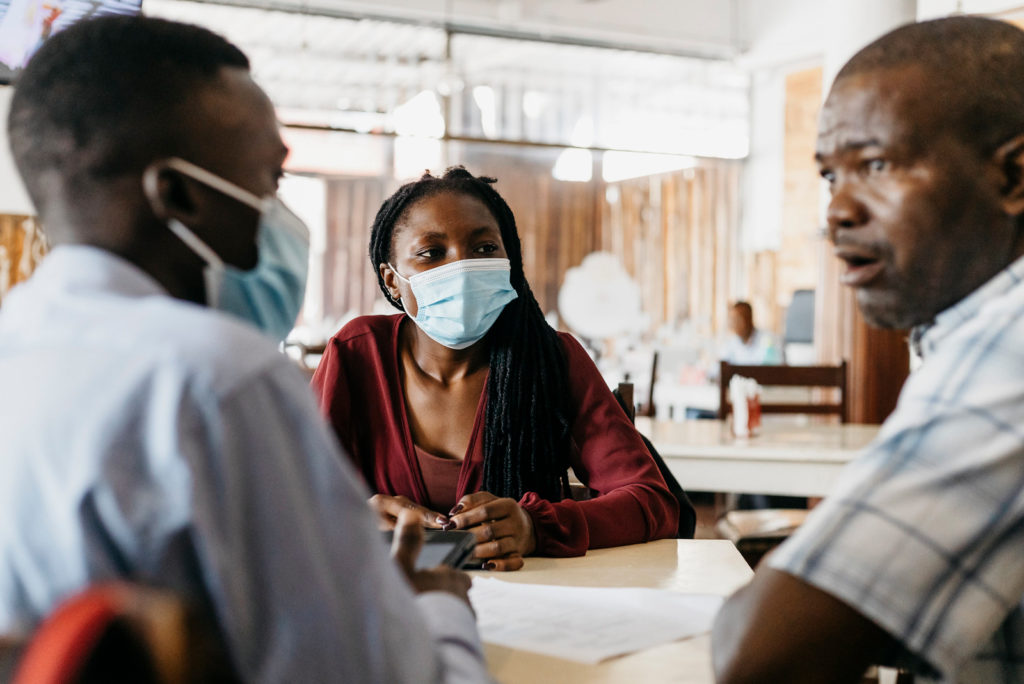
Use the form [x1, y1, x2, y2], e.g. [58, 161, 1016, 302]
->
[310, 314, 678, 557]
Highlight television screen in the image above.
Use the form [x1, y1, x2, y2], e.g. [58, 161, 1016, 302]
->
[0, 0, 143, 83]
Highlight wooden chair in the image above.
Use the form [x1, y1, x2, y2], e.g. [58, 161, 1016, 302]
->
[718, 360, 848, 423]
[612, 382, 697, 538]
[636, 351, 658, 418]
[716, 360, 848, 567]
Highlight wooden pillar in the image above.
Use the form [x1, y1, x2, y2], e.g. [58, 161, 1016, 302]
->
[815, 240, 909, 424]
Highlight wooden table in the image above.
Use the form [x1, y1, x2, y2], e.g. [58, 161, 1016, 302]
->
[473, 539, 752, 684]
[636, 417, 879, 497]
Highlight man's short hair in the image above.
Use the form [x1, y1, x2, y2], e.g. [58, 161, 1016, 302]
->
[8, 16, 249, 206]
[837, 16, 1024, 155]
[732, 301, 752, 318]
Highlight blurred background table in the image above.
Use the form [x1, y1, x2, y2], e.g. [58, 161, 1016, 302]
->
[636, 417, 879, 497]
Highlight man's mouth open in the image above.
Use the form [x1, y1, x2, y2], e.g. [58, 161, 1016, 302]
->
[836, 249, 884, 287]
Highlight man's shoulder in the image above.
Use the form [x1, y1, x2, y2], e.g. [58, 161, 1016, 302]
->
[911, 280, 1024, 394]
[131, 297, 294, 395]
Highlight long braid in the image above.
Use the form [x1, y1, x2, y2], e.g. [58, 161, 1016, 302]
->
[369, 167, 572, 501]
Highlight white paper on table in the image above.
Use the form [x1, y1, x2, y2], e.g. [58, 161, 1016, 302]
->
[468, 577, 724, 664]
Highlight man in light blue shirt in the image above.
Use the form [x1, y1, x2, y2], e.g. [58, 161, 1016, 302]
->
[0, 16, 490, 683]
[720, 301, 781, 366]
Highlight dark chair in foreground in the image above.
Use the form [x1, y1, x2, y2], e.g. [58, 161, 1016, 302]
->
[2, 583, 238, 684]
[613, 382, 696, 539]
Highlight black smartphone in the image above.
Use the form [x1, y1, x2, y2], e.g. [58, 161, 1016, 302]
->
[382, 529, 477, 570]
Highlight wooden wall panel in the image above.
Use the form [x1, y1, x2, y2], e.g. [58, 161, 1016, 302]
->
[318, 149, 743, 346]
[322, 177, 393, 321]
[779, 65, 824, 334]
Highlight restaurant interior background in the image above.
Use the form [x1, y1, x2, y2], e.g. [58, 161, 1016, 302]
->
[1, 0, 1019, 425]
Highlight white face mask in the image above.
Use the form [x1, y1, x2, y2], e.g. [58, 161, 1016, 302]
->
[390, 258, 518, 349]
[145, 157, 310, 341]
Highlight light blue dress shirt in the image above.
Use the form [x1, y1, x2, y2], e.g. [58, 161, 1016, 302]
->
[0, 246, 489, 683]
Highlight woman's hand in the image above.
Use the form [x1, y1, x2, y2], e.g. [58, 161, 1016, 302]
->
[370, 494, 448, 531]
[446, 492, 536, 569]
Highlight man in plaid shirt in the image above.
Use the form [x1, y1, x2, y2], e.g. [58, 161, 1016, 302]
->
[713, 16, 1024, 684]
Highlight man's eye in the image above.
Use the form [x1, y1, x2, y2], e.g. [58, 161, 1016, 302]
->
[476, 243, 499, 254]
[865, 158, 888, 173]
[819, 169, 836, 184]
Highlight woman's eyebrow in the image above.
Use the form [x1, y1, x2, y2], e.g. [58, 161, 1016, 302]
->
[410, 230, 447, 242]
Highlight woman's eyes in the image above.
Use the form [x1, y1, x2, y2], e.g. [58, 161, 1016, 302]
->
[414, 243, 500, 258]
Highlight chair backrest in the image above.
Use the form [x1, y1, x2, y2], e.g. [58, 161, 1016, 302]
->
[718, 360, 848, 423]
[11, 585, 160, 684]
[9, 583, 238, 684]
[636, 351, 658, 418]
[613, 382, 696, 539]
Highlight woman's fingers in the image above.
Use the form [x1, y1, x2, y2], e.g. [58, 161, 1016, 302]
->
[449, 496, 512, 529]
[466, 516, 517, 543]
[370, 494, 448, 528]
[482, 553, 525, 572]
[472, 534, 521, 559]
[447, 491, 497, 518]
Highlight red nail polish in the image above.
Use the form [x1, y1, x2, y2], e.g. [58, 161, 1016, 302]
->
[484, 561, 496, 570]
[449, 503, 464, 516]
[435, 515, 448, 525]
[441, 521, 455, 531]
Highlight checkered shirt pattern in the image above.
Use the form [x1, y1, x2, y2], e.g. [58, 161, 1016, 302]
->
[769, 254, 1024, 683]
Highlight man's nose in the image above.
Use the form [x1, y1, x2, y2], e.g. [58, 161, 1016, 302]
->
[826, 182, 868, 239]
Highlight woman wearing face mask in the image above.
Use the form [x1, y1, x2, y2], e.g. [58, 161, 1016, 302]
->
[311, 167, 679, 571]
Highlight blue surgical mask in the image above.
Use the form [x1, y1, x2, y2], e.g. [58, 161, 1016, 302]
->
[390, 258, 518, 350]
[148, 158, 310, 342]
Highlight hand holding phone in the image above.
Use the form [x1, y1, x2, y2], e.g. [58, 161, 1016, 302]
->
[390, 510, 474, 603]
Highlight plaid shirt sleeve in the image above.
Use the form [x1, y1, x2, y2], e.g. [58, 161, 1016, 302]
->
[769, 281, 1024, 681]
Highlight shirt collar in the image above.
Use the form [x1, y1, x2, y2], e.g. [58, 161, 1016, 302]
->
[913, 253, 1024, 358]
[32, 245, 169, 299]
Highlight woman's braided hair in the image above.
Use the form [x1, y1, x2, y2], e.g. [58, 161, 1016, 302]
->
[369, 167, 572, 501]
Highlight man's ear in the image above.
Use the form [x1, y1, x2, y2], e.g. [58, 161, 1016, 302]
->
[994, 134, 1024, 216]
[141, 161, 200, 224]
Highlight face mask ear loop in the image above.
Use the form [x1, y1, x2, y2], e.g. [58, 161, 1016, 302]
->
[386, 263, 410, 307]
[167, 219, 225, 269]
[163, 157, 263, 211]
[387, 263, 411, 284]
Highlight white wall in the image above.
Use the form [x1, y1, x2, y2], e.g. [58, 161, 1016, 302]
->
[736, 0, 917, 258]
[736, 0, 830, 258]
[918, 0, 1024, 19]
[739, 67, 785, 253]
[0, 87, 34, 215]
